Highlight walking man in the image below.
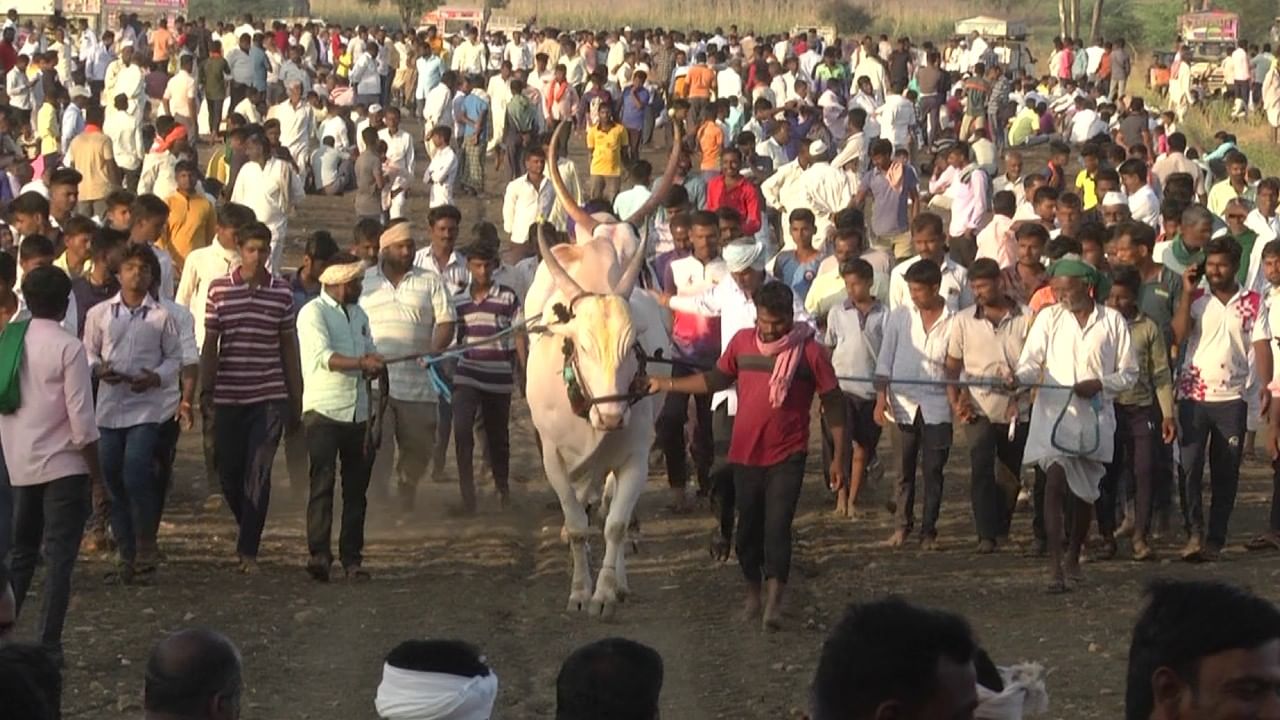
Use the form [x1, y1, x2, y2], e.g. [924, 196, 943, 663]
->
[297, 254, 383, 582]
[1016, 257, 1137, 591]
[200, 221, 303, 573]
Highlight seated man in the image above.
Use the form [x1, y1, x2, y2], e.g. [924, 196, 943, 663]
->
[1126, 579, 1280, 720]
[374, 639, 498, 720]
[556, 638, 663, 720]
[811, 597, 979, 720]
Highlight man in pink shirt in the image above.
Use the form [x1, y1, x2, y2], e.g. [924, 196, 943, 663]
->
[0, 265, 101, 661]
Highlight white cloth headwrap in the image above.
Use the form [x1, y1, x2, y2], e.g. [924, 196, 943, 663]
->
[374, 665, 498, 720]
[723, 240, 765, 272]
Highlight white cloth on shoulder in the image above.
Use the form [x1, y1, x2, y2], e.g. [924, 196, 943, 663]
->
[976, 662, 1050, 720]
[374, 664, 498, 720]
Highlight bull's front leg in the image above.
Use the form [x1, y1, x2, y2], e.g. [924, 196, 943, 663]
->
[544, 450, 594, 612]
[591, 457, 647, 620]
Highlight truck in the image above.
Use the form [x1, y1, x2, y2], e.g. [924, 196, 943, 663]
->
[1175, 10, 1239, 94]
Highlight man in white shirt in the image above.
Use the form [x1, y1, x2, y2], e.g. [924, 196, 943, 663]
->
[1120, 158, 1161, 230]
[718, 55, 744, 102]
[422, 70, 457, 143]
[1067, 97, 1106, 144]
[85, 29, 115, 99]
[229, 132, 304, 272]
[377, 105, 414, 217]
[1172, 235, 1271, 561]
[1245, 178, 1280, 293]
[163, 55, 198, 138]
[854, 50, 888, 102]
[109, 41, 145, 124]
[502, 147, 554, 245]
[452, 27, 488, 78]
[504, 30, 532, 71]
[82, 243, 182, 577]
[104, 95, 142, 187]
[1231, 40, 1252, 117]
[1015, 258, 1136, 590]
[888, 213, 973, 312]
[5, 53, 33, 118]
[876, 81, 916, 153]
[423, 126, 458, 209]
[874, 257, 956, 549]
[267, 80, 314, 169]
[310, 136, 350, 195]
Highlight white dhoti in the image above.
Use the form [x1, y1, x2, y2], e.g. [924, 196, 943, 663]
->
[1022, 388, 1115, 503]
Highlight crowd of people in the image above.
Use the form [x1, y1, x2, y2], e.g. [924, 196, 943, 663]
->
[0, 8, 1276, 718]
[3, 575, 1279, 720]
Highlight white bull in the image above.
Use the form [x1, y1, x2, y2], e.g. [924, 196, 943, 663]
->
[524, 123, 678, 618]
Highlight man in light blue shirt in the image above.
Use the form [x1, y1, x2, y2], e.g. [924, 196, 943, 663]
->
[296, 254, 383, 582]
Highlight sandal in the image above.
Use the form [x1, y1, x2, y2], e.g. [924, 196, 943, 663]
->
[1245, 534, 1280, 552]
[344, 566, 372, 582]
[1044, 579, 1071, 594]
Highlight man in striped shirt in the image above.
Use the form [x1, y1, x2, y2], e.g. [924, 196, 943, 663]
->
[199, 221, 303, 574]
[452, 240, 524, 514]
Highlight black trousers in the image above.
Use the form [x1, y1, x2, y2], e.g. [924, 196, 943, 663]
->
[10, 475, 89, 655]
[452, 385, 511, 511]
[656, 364, 713, 490]
[1178, 399, 1247, 547]
[304, 412, 372, 567]
[1099, 403, 1158, 537]
[206, 94, 226, 137]
[965, 416, 1028, 541]
[734, 453, 806, 584]
[154, 417, 180, 516]
[1270, 459, 1280, 533]
[215, 401, 285, 558]
[711, 404, 736, 541]
[896, 412, 952, 537]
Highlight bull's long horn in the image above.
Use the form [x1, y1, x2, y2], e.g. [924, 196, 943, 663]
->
[548, 121, 598, 235]
[613, 232, 647, 297]
[624, 126, 683, 227]
[537, 221, 585, 301]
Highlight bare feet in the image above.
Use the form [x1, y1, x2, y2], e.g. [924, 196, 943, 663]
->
[1131, 535, 1155, 562]
[919, 535, 940, 552]
[762, 579, 784, 632]
[741, 584, 762, 622]
[975, 539, 996, 555]
[884, 529, 908, 548]
[1181, 534, 1204, 562]
[1064, 558, 1084, 583]
[833, 488, 850, 517]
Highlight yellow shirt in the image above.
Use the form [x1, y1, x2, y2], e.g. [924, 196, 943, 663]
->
[36, 102, 58, 156]
[586, 123, 626, 177]
[164, 191, 217, 268]
[1075, 169, 1098, 210]
[53, 253, 93, 279]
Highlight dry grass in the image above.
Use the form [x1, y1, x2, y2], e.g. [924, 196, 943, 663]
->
[500, 0, 993, 36]
[1180, 104, 1280, 174]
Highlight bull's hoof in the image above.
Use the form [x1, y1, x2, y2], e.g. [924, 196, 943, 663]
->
[588, 597, 618, 620]
[567, 592, 591, 613]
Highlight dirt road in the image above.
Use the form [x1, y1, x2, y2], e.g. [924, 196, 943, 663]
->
[36, 121, 1280, 719]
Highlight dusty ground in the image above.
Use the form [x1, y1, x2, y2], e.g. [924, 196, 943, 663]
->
[24, 120, 1280, 719]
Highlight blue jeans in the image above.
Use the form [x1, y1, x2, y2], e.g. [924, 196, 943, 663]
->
[98, 423, 163, 563]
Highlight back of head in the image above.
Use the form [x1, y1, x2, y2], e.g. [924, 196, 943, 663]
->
[144, 629, 242, 720]
[376, 640, 496, 720]
[811, 598, 976, 720]
[0, 643, 61, 720]
[555, 638, 663, 720]
[1126, 580, 1280, 720]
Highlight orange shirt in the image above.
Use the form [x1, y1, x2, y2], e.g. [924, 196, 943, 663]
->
[697, 120, 723, 171]
[687, 64, 715, 99]
[151, 28, 173, 62]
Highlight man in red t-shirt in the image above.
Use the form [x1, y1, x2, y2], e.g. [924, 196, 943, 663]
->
[650, 282, 846, 631]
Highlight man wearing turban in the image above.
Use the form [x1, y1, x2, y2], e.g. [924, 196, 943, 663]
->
[375, 640, 498, 720]
[1014, 254, 1138, 592]
[296, 252, 384, 582]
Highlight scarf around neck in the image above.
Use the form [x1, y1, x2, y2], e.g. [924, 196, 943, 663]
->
[756, 323, 814, 409]
[1169, 234, 1204, 269]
